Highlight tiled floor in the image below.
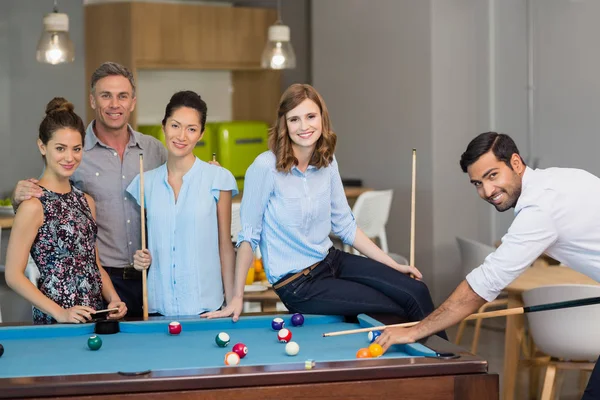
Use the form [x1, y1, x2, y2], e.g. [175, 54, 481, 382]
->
[448, 321, 588, 400]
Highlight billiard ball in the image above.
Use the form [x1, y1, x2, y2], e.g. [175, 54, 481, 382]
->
[224, 351, 240, 366]
[0, 344, 4, 357]
[232, 343, 248, 359]
[368, 343, 383, 358]
[291, 313, 304, 327]
[285, 341, 300, 356]
[168, 321, 182, 335]
[87, 335, 102, 351]
[356, 348, 371, 358]
[271, 317, 285, 331]
[277, 328, 292, 343]
[304, 359, 316, 370]
[367, 330, 381, 343]
[215, 332, 230, 347]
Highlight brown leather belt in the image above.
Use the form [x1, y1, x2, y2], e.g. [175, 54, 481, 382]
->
[273, 261, 320, 290]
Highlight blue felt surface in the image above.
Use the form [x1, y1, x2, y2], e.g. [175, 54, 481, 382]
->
[0, 314, 436, 378]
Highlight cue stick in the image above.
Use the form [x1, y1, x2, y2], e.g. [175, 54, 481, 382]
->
[139, 154, 148, 321]
[212, 152, 217, 162]
[94, 307, 119, 314]
[409, 149, 416, 278]
[322, 296, 600, 337]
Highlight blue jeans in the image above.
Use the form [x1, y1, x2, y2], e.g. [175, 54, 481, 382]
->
[274, 248, 448, 340]
[582, 357, 600, 399]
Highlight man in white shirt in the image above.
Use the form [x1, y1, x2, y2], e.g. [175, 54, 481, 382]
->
[377, 132, 600, 399]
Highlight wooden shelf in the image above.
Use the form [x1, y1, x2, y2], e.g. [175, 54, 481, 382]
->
[84, 2, 282, 127]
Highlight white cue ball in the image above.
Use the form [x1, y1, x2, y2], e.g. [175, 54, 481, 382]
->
[285, 341, 300, 356]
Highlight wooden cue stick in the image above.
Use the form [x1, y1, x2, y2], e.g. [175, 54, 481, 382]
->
[94, 307, 119, 314]
[212, 152, 217, 162]
[322, 296, 600, 337]
[409, 149, 416, 278]
[139, 154, 148, 321]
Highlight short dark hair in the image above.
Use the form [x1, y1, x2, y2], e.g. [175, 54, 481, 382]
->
[91, 62, 136, 97]
[459, 132, 525, 172]
[161, 91, 207, 132]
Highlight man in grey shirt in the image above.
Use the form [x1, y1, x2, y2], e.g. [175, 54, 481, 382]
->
[13, 62, 166, 318]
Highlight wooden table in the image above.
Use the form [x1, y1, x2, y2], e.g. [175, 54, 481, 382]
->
[502, 265, 599, 400]
[233, 186, 372, 204]
[243, 287, 280, 312]
[0, 216, 13, 229]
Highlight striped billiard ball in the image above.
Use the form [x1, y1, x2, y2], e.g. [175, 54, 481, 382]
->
[271, 317, 285, 331]
[215, 332, 231, 347]
[277, 328, 292, 343]
[232, 343, 248, 359]
[367, 330, 381, 343]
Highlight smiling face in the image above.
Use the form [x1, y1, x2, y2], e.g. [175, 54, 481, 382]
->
[467, 151, 525, 212]
[162, 106, 203, 159]
[38, 128, 83, 179]
[285, 98, 323, 155]
[89, 75, 136, 132]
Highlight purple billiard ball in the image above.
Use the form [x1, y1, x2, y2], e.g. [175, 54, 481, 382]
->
[271, 317, 285, 331]
[291, 313, 304, 327]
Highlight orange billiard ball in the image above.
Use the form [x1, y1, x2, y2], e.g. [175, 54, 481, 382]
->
[356, 348, 371, 358]
[224, 351, 240, 366]
[368, 343, 383, 358]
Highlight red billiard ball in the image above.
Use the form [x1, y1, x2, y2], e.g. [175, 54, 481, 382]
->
[232, 343, 248, 359]
[277, 328, 292, 343]
[168, 321, 182, 335]
[291, 313, 304, 327]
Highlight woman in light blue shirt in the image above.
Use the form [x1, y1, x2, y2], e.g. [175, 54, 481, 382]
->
[206, 84, 446, 339]
[127, 91, 238, 316]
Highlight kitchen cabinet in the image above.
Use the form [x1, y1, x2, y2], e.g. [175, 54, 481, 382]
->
[84, 2, 281, 126]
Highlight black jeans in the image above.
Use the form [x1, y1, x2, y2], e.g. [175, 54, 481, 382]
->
[582, 357, 600, 399]
[108, 273, 143, 319]
[274, 248, 448, 340]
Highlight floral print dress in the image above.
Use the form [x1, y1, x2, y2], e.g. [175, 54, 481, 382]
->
[30, 185, 103, 324]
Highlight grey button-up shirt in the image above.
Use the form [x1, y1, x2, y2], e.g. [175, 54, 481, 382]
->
[71, 122, 167, 268]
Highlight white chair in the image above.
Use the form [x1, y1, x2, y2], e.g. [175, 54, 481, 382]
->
[231, 202, 241, 244]
[455, 236, 509, 354]
[523, 284, 600, 400]
[344, 190, 393, 255]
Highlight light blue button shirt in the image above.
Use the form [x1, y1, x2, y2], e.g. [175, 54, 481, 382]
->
[237, 151, 357, 283]
[127, 158, 238, 316]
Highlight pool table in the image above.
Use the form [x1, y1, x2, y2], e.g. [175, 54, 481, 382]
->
[0, 314, 498, 399]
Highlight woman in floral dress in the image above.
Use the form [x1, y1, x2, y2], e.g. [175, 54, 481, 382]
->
[4, 98, 127, 324]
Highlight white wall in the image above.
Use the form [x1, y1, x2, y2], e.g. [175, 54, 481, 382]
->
[533, 0, 600, 175]
[0, 0, 86, 198]
[312, 0, 436, 281]
[137, 70, 233, 125]
[431, 0, 495, 303]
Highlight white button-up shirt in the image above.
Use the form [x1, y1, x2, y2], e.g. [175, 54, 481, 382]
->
[467, 166, 600, 302]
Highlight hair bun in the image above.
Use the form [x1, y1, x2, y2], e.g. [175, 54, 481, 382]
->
[45, 97, 74, 115]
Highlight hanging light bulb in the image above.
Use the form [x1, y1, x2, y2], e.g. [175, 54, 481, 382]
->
[36, 1, 74, 65]
[261, 0, 296, 70]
